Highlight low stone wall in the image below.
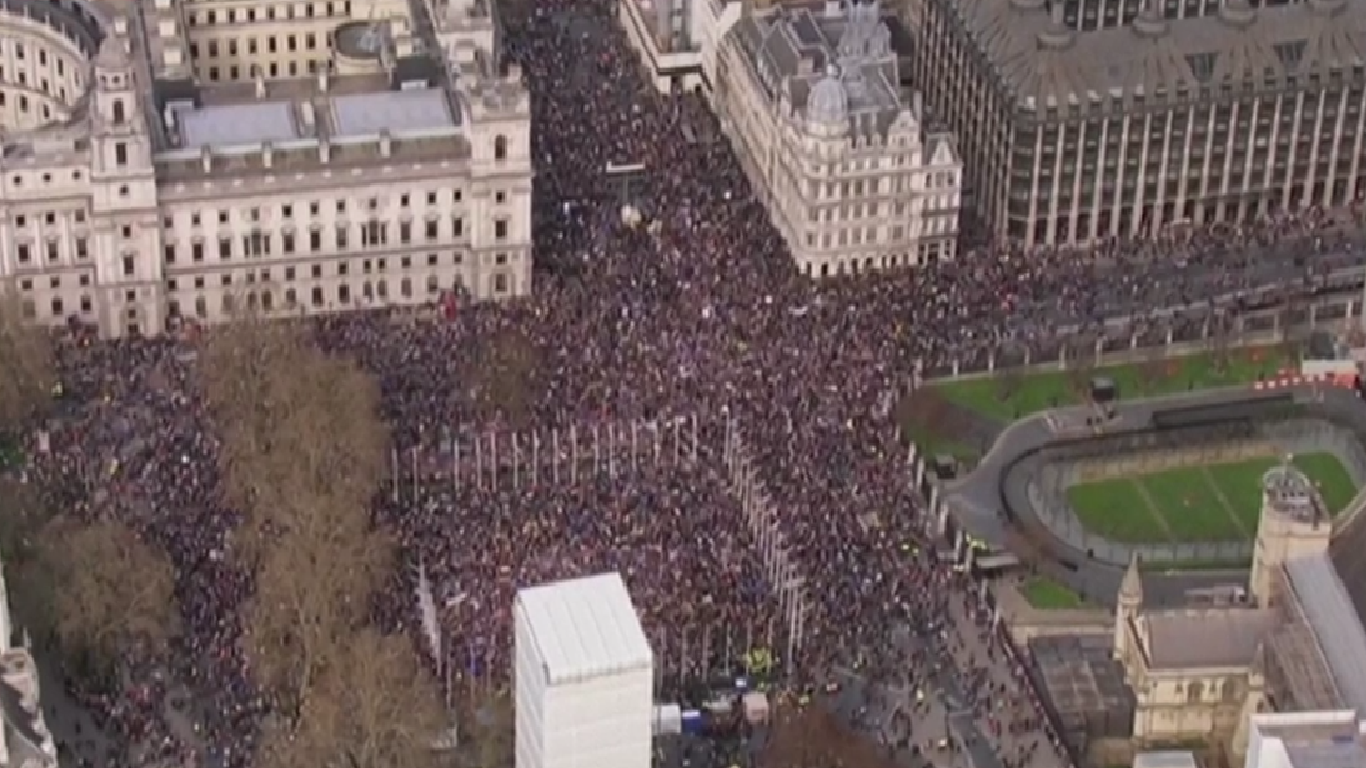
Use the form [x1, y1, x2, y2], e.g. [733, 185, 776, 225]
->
[1070, 441, 1275, 484]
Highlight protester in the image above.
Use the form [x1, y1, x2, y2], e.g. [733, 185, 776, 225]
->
[23, 0, 1366, 763]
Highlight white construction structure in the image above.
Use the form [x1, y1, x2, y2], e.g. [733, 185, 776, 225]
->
[514, 572, 654, 768]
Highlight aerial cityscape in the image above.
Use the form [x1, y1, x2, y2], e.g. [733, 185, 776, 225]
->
[0, 0, 1363, 765]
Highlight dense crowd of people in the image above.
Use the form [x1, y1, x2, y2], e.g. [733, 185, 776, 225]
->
[17, 0, 1366, 763]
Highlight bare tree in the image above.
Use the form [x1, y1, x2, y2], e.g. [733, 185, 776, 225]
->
[203, 324, 388, 557]
[199, 316, 308, 511]
[43, 519, 179, 659]
[897, 386, 958, 445]
[996, 363, 1025, 403]
[461, 690, 513, 768]
[1136, 342, 1168, 393]
[203, 314, 447, 768]
[0, 290, 56, 433]
[1277, 297, 1306, 370]
[244, 515, 393, 705]
[257, 628, 447, 768]
[0, 478, 59, 639]
[760, 702, 901, 768]
[1208, 310, 1232, 374]
[1065, 333, 1095, 397]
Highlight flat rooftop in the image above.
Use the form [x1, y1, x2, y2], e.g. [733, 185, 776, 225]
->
[1027, 634, 1135, 739]
[950, 0, 1366, 105]
[1253, 712, 1366, 768]
[515, 572, 654, 687]
[165, 73, 460, 151]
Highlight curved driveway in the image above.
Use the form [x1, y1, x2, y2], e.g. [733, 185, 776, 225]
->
[944, 386, 1366, 607]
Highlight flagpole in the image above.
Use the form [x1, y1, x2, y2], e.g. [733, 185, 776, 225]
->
[593, 424, 601, 477]
[512, 431, 521, 490]
[631, 420, 638, 475]
[475, 435, 483, 491]
[570, 424, 578, 485]
[491, 431, 498, 490]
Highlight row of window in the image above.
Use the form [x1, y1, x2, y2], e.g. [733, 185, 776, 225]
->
[162, 217, 512, 263]
[192, 31, 321, 60]
[14, 249, 517, 301]
[20, 293, 94, 319]
[199, 58, 321, 82]
[167, 252, 509, 290]
[0, 91, 61, 127]
[803, 198, 949, 223]
[186, 0, 355, 28]
[162, 216, 506, 261]
[800, 215, 956, 250]
[1, 41, 76, 69]
[799, 240, 950, 278]
[800, 173, 951, 200]
[12, 216, 518, 271]
[161, 188, 488, 228]
[0, 67, 77, 104]
[167, 272, 512, 320]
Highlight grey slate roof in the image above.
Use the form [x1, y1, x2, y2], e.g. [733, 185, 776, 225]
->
[1143, 607, 1279, 670]
[728, 0, 908, 137]
[1285, 553, 1366, 718]
[953, 0, 1366, 106]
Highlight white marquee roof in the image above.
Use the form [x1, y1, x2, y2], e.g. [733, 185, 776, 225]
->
[516, 572, 653, 686]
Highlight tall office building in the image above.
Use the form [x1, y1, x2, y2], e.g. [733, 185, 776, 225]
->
[907, 0, 1366, 246]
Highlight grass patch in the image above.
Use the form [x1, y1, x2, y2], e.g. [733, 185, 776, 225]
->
[1021, 577, 1087, 610]
[933, 347, 1288, 422]
[1067, 451, 1356, 544]
[1067, 479, 1169, 542]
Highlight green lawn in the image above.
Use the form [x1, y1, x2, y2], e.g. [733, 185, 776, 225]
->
[933, 347, 1288, 422]
[1021, 576, 1087, 610]
[1067, 479, 1169, 542]
[1067, 452, 1357, 544]
[1141, 467, 1246, 541]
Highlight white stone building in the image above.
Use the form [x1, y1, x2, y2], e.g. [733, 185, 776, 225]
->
[707, 0, 961, 277]
[0, 0, 531, 338]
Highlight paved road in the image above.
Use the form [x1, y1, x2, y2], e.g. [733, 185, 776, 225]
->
[821, 593, 1070, 768]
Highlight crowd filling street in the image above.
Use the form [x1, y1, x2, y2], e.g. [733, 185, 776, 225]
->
[15, 0, 1366, 766]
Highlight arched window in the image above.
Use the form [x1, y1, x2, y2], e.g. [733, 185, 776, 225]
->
[112, 100, 126, 124]
[1187, 681, 1204, 704]
[493, 135, 508, 161]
